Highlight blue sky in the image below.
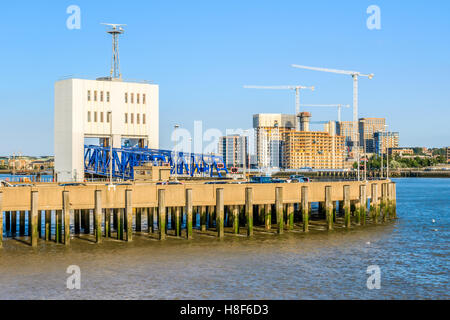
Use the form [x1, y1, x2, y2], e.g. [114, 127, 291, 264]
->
[0, 0, 449, 155]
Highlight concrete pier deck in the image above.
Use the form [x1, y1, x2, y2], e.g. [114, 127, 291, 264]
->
[0, 180, 397, 248]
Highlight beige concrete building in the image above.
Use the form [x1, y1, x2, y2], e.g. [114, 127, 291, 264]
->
[282, 131, 345, 169]
[359, 118, 386, 153]
[389, 148, 414, 157]
[374, 132, 399, 155]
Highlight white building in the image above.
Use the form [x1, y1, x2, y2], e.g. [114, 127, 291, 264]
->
[253, 114, 296, 169]
[54, 78, 159, 182]
[218, 135, 248, 168]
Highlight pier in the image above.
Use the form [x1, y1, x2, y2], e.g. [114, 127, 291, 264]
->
[0, 180, 397, 248]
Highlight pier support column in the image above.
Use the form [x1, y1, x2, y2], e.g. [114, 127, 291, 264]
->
[200, 206, 207, 232]
[56, 210, 62, 243]
[125, 190, 132, 242]
[287, 203, 294, 230]
[74, 210, 80, 235]
[148, 208, 154, 234]
[370, 184, 379, 223]
[232, 205, 239, 234]
[381, 183, 388, 222]
[208, 206, 214, 228]
[11, 211, 17, 236]
[175, 207, 182, 237]
[264, 204, 271, 230]
[216, 188, 224, 238]
[343, 185, 351, 228]
[94, 191, 102, 243]
[5, 211, 10, 233]
[158, 189, 166, 240]
[325, 186, 333, 231]
[301, 187, 309, 232]
[186, 189, 193, 239]
[63, 191, 71, 245]
[360, 185, 367, 226]
[38, 211, 42, 238]
[245, 188, 254, 237]
[136, 208, 142, 232]
[275, 187, 284, 234]
[390, 183, 397, 219]
[84, 210, 90, 235]
[30, 191, 38, 247]
[105, 209, 111, 238]
[45, 210, 51, 240]
[19, 211, 25, 236]
[117, 209, 124, 240]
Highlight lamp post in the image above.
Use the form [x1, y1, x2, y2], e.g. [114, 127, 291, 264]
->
[385, 125, 390, 180]
[108, 111, 113, 186]
[174, 124, 180, 181]
[359, 119, 366, 181]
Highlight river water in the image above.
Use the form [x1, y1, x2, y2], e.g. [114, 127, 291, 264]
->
[0, 178, 448, 300]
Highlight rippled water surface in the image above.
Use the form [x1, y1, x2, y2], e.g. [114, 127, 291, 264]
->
[0, 178, 448, 299]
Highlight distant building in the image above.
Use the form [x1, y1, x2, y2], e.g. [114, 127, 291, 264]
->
[389, 148, 414, 157]
[253, 114, 296, 169]
[282, 130, 345, 170]
[447, 147, 450, 163]
[218, 135, 248, 169]
[374, 132, 399, 155]
[359, 118, 386, 153]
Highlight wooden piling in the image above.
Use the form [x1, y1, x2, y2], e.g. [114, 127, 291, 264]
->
[125, 189, 132, 242]
[208, 205, 215, 228]
[275, 187, 284, 234]
[94, 190, 102, 243]
[117, 209, 124, 240]
[370, 184, 379, 223]
[264, 204, 271, 230]
[63, 191, 71, 245]
[175, 207, 182, 237]
[105, 209, 111, 238]
[11, 211, 16, 236]
[360, 185, 367, 226]
[390, 183, 397, 219]
[216, 188, 224, 238]
[325, 186, 333, 231]
[232, 205, 239, 234]
[38, 211, 42, 238]
[381, 183, 388, 222]
[158, 189, 166, 240]
[186, 189, 193, 239]
[200, 206, 207, 232]
[30, 191, 38, 247]
[301, 186, 309, 232]
[19, 211, 25, 236]
[5, 211, 10, 233]
[45, 210, 51, 240]
[245, 188, 253, 237]
[287, 203, 294, 230]
[148, 207, 154, 234]
[343, 185, 351, 228]
[74, 210, 80, 235]
[55, 210, 62, 243]
[136, 208, 142, 232]
[84, 209, 90, 235]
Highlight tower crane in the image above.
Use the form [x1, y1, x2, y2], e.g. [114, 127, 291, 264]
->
[291, 64, 374, 181]
[300, 104, 350, 122]
[243, 85, 315, 116]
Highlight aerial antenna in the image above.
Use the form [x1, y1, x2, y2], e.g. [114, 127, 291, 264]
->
[101, 23, 126, 79]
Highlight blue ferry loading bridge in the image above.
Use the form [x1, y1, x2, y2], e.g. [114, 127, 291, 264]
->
[84, 145, 229, 180]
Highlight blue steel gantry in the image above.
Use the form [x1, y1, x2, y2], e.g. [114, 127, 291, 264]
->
[84, 145, 229, 181]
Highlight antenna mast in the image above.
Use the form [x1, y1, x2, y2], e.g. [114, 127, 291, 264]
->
[101, 23, 126, 79]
